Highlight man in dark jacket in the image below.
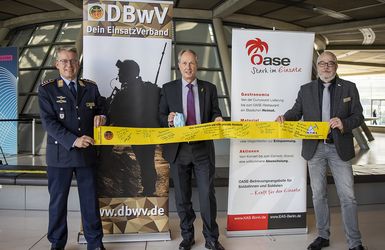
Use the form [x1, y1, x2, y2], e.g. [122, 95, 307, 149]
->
[276, 51, 365, 250]
[159, 49, 225, 250]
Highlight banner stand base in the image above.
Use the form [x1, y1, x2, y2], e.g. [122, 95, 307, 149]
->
[78, 231, 171, 244]
[226, 228, 308, 237]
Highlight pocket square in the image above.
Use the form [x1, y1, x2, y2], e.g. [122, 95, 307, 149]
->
[343, 97, 351, 102]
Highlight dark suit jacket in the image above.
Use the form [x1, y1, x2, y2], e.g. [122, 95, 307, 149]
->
[38, 77, 105, 167]
[159, 79, 222, 163]
[284, 77, 363, 161]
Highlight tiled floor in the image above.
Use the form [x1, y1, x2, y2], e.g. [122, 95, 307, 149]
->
[0, 204, 384, 250]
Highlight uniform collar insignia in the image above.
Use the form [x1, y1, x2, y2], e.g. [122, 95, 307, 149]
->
[58, 79, 64, 87]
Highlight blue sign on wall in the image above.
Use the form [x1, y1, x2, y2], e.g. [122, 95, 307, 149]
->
[0, 47, 18, 155]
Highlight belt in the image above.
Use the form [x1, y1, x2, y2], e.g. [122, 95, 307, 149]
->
[321, 138, 334, 144]
[183, 141, 204, 145]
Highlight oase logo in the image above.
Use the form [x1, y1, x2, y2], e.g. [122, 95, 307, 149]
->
[88, 4, 105, 21]
[246, 37, 291, 66]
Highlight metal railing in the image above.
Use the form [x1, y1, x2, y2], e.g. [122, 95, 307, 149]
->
[0, 118, 37, 155]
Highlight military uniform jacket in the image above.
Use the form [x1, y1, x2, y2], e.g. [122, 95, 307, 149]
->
[283, 77, 364, 161]
[38, 77, 105, 167]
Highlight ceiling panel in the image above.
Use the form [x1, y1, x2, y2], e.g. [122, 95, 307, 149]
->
[0, 12, 16, 21]
[237, 1, 284, 16]
[16, 0, 65, 12]
[0, 0, 43, 15]
[305, 0, 381, 12]
[294, 14, 345, 27]
[177, 0, 224, 10]
[342, 4, 385, 20]
[263, 6, 319, 22]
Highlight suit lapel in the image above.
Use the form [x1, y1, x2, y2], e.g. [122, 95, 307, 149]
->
[332, 78, 343, 116]
[311, 80, 321, 120]
[197, 80, 205, 122]
[176, 79, 183, 113]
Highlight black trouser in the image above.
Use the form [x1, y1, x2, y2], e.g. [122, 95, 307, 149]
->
[47, 166, 103, 249]
[170, 142, 219, 242]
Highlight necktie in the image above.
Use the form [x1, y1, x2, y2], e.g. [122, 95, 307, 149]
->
[69, 81, 77, 98]
[322, 83, 331, 121]
[186, 83, 196, 125]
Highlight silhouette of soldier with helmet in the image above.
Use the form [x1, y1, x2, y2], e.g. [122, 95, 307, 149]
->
[100, 59, 160, 197]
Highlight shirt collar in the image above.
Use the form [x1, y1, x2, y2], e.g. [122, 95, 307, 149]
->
[182, 78, 197, 88]
[318, 76, 336, 86]
[61, 76, 78, 86]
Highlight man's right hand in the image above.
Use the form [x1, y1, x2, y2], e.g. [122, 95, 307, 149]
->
[74, 135, 95, 148]
[168, 112, 176, 127]
[275, 115, 285, 123]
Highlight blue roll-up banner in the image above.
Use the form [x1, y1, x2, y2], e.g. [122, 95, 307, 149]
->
[0, 47, 18, 155]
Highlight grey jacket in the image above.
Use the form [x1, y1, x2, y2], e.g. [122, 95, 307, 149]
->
[284, 77, 364, 161]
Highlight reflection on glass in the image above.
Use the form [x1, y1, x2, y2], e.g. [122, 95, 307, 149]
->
[19, 70, 39, 93]
[56, 22, 82, 42]
[18, 96, 27, 113]
[34, 69, 59, 92]
[9, 28, 34, 47]
[19, 46, 49, 68]
[175, 21, 215, 44]
[28, 24, 59, 45]
[22, 96, 40, 114]
[197, 71, 226, 95]
[176, 45, 220, 68]
[44, 45, 62, 67]
[219, 98, 230, 117]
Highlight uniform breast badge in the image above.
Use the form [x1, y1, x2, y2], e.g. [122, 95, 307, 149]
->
[56, 96, 67, 104]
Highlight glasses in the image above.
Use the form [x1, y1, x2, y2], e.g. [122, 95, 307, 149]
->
[57, 59, 78, 65]
[317, 61, 336, 67]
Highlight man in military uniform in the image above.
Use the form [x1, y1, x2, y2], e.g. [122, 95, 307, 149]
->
[38, 47, 106, 250]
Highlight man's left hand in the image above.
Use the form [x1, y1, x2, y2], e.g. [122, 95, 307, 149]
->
[94, 115, 106, 128]
[330, 117, 343, 131]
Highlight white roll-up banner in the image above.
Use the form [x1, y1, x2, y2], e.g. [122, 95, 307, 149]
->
[83, 0, 173, 240]
[227, 29, 315, 236]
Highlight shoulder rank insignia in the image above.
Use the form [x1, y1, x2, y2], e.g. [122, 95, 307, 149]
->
[80, 78, 96, 85]
[41, 79, 55, 86]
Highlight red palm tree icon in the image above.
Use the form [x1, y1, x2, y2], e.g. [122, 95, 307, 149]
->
[246, 38, 269, 65]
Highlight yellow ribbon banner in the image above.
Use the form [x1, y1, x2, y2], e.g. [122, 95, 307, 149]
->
[94, 121, 329, 145]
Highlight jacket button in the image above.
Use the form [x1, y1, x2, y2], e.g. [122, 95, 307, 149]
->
[54, 141, 58, 144]
[78, 128, 81, 131]
[78, 117, 80, 120]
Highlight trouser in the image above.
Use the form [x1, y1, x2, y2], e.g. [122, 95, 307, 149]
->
[308, 143, 362, 249]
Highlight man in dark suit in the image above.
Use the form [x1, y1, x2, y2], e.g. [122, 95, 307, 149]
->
[159, 49, 225, 250]
[276, 51, 365, 250]
[38, 47, 106, 250]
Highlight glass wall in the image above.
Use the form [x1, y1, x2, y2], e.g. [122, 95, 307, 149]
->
[344, 74, 385, 126]
[8, 20, 81, 152]
[173, 20, 230, 117]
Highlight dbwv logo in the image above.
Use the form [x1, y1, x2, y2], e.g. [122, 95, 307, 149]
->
[87, 3, 169, 24]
